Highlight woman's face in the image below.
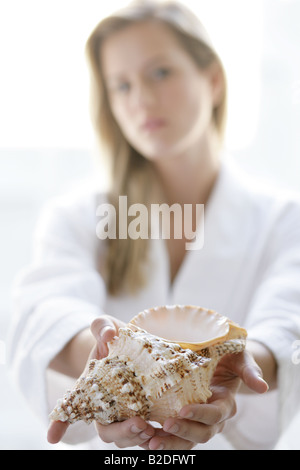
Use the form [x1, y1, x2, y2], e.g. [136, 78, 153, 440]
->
[101, 20, 220, 162]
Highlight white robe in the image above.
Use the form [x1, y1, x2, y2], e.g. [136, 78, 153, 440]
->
[8, 159, 300, 450]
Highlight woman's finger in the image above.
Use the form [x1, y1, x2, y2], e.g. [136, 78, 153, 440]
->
[47, 420, 69, 444]
[178, 401, 231, 426]
[160, 412, 226, 446]
[147, 427, 194, 450]
[90, 315, 126, 357]
[230, 350, 269, 393]
[90, 316, 118, 342]
[95, 417, 155, 448]
[148, 434, 194, 451]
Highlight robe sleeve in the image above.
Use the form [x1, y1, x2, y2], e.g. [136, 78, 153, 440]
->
[245, 199, 300, 432]
[8, 193, 106, 440]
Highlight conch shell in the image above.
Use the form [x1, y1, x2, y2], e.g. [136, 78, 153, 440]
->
[50, 305, 247, 426]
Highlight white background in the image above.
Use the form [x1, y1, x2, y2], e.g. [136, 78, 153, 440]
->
[0, 0, 299, 449]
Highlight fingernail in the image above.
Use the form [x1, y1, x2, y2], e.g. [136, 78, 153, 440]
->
[258, 376, 269, 390]
[140, 431, 152, 440]
[167, 423, 179, 434]
[100, 326, 114, 338]
[180, 409, 194, 419]
[157, 443, 164, 450]
[131, 424, 143, 434]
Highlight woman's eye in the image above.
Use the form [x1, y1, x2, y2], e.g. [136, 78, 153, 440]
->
[115, 82, 131, 93]
[152, 67, 171, 80]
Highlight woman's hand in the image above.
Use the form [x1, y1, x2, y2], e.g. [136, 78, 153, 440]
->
[139, 349, 269, 450]
[48, 314, 156, 447]
[47, 314, 127, 444]
[48, 328, 270, 449]
[94, 417, 155, 449]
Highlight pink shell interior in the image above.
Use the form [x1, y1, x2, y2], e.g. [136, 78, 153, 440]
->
[129, 305, 247, 350]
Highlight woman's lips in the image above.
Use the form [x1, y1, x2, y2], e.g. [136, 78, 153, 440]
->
[141, 118, 167, 131]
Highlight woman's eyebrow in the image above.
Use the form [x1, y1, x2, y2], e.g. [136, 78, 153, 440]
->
[143, 53, 171, 66]
[105, 53, 172, 82]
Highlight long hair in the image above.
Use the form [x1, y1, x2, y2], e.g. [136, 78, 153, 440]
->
[85, 0, 227, 295]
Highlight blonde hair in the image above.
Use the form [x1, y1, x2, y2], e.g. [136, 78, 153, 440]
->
[85, 0, 227, 295]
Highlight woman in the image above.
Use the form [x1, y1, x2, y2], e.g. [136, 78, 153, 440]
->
[9, 0, 300, 450]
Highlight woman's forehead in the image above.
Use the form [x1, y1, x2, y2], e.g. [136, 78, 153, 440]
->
[100, 21, 186, 77]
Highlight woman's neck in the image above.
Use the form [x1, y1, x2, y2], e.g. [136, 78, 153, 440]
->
[153, 130, 221, 207]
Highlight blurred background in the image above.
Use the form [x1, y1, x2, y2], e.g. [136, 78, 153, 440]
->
[0, 0, 299, 449]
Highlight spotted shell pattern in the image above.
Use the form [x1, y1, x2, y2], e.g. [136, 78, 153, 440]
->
[50, 305, 247, 426]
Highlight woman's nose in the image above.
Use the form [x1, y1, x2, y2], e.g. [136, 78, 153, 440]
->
[130, 80, 156, 110]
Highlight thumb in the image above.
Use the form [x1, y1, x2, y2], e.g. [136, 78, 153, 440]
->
[234, 350, 269, 394]
[90, 315, 119, 343]
[90, 315, 124, 359]
[47, 420, 69, 445]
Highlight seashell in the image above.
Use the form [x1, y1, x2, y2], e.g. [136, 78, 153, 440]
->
[129, 305, 247, 351]
[50, 305, 247, 426]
